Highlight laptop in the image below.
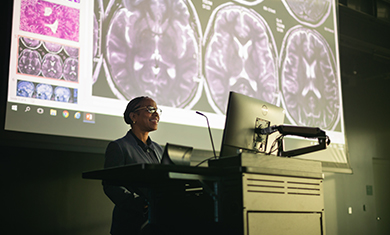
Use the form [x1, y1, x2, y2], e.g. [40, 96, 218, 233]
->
[161, 143, 193, 166]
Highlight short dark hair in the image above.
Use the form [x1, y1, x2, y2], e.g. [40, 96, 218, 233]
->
[123, 96, 150, 125]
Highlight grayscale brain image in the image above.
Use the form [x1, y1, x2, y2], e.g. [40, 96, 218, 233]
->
[63, 57, 79, 82]
[18, 48, 42, 76]
[41, 53, 63, 79]
[94, 0, 202, 108]
[282, 0, 332, 27]
[203, 3, 278, 114]
[43, 41, 63, 53]
[279, 26, 339, 130]
[21, 37, 41, 48]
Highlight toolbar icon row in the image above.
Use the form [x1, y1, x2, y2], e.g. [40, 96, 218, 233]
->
[10, 104, 94, 122]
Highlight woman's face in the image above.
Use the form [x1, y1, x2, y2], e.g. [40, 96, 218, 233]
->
[131, 98, 160, 132]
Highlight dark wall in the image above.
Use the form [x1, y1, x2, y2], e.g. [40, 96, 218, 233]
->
[322, 5, 390, 235]
[0, 146, 112, 235]
[1, 2, 390, 235]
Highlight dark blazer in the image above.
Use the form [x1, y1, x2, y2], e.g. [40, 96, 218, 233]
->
[103, 130, 163, 235]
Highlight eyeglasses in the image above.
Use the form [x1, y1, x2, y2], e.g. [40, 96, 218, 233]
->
[134, 106, 162, 115]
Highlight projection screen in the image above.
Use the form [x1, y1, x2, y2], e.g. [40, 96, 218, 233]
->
[5, 0, 350, 171]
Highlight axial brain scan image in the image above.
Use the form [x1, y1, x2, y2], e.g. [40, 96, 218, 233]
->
[282, 0, 331, 27]
[203, 3, 279, 113]
[103, 0, 202, 108]
[43, 41, 63, 53]
[18, 49, 42, 76]
[41, 53, 63, 79]
[21, 37, 41, 49]
[64, 46, 79, 58]
[63, 57, 79, 82]
[279, 26, 339, 130]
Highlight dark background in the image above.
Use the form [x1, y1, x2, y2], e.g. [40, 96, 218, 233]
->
[1, 0, 390, 234]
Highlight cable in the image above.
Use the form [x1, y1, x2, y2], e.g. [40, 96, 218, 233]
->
[266, 134, 283, 155]
[195, 156, 216, 167]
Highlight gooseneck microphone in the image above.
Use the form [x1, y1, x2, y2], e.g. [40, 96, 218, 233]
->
[196, 111, 217, 159]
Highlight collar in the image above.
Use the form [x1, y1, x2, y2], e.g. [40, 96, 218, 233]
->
[129, 130, 152, 152]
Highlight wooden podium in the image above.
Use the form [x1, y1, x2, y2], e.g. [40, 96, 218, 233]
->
[83, 153, 325, 235]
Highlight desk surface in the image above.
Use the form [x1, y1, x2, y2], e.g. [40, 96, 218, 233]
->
[82, 163, 240, 185]
[83, 154, 323, 185]
[83, 156, 323, 186]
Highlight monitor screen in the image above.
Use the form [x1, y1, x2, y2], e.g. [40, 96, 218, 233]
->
[220, 91, 285, 157]
[3, 0, 349, 171]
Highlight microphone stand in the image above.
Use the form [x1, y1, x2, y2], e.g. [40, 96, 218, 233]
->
[196, 111, 217, 159]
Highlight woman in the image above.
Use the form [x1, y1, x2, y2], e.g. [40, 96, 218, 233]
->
[103, 96, 163, 235]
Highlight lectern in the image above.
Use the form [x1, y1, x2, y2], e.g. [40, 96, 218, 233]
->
[209, 153, 325, 235]
[83, 153, 325, 235]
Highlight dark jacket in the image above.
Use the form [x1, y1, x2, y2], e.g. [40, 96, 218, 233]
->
[103, 130, 163, 235]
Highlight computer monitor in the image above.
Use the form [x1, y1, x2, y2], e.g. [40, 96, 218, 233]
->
[220, 92, 285, 157]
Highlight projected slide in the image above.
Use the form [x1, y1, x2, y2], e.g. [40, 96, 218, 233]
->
[6, 0, 347, 167]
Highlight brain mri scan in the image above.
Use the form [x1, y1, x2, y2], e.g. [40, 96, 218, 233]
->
[282, 0, 331, 27]
[18, 49, 42, 76]
[63, 57, 79, 82]
[203, 3, 279, 113]
[36, 83, 53, 100]
[54, 86, 71, 102]
[16, 79, 77, 103]
[17, 37, 79, 82]
[64, 46, 79, 58]
[41, 53, 63, 79]
[17, 81, 35, 98]
[279, 26, 339, 130]
[21, 37, 42, 49]
[102, 0, 202, 107]
[43, 41, 63, 53]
